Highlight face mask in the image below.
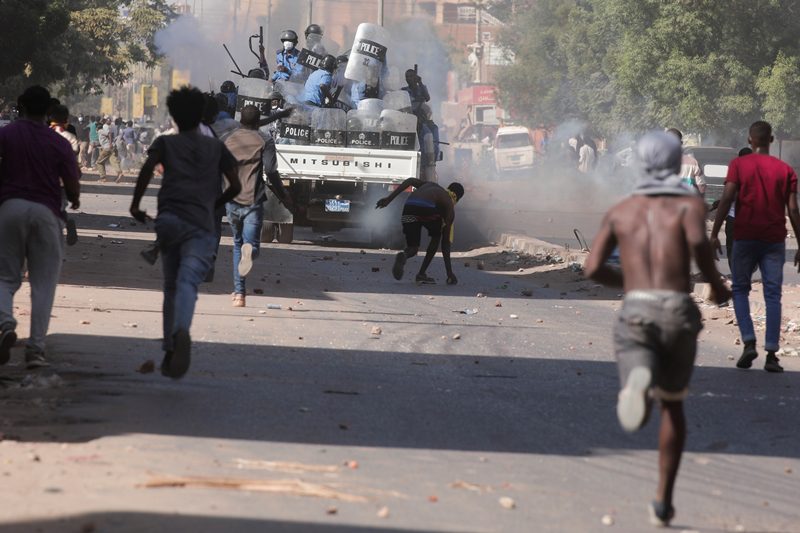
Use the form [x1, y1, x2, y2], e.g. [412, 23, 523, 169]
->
[283, 41, 295, 51]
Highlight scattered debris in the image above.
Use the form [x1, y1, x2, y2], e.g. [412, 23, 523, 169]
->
[137, 360, 155, 374]
[499, 496, 516, 510]
[338, 423, 349, 431]
[253, 288, 264, 295]
[370, 326, 382, 337]
[79, 320, 91, 325]
[495, 301, 503, 307]
[123, 322, 138, 328]
[476, 261, 485, 271]
[346, 460, 359, 470]
[521, 289, 533, 297]
[360, 250, 366, 254]
[428, 495, 439, 503]
[476, 292, 486, 298]
[110, 240, 124, 245]
[452, 333, 461, 340]
[601, 514, 614, 526]
[267, 304, 282, 310]
[377, 506, 390, 519]
[326, 506, 338, 515]
[509, 314, 519, 319]
[371, 267, 380, 272]
[449, 480, 484, 492]
[20, 374, 64, 389]
[234, 459, 338, 474]
[140, 476, 367, 502]
[107, 223, 120, 228]
[456, 308, 479, 315]
[324, 390, 360, 396]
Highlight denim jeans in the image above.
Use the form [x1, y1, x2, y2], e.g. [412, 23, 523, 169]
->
[731, 240, 785, 351]
[226, 202, 263, 295]
[156, 212, 216, 351]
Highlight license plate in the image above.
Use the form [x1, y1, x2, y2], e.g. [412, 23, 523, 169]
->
[325, 199, 351, 213]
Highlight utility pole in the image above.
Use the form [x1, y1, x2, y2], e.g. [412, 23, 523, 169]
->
[378, 0, 384, 26]
[475, 1, 483, 83]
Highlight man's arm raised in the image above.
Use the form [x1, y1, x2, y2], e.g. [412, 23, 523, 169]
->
[375, 178, 425, 208]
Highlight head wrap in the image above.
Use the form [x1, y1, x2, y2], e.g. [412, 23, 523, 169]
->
[632, 131, 696, 197]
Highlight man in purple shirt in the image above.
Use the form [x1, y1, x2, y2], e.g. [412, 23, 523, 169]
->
[0, 86, 81, 368]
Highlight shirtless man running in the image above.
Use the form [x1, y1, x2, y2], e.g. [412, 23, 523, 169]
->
[376, 179, 464, 285]
[584, 131, 730, 527]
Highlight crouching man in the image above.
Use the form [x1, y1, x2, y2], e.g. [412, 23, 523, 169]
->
[376, 179, 464, 285]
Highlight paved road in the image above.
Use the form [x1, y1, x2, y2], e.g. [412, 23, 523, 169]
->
[0, 178, 798, 532]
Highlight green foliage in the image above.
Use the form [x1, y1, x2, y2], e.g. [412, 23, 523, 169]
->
[0, 0, 174, 107]
[496, 0, 800, 139]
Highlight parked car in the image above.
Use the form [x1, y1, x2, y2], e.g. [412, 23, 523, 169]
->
[685, 146, 737, 204]
[492, 126, 535, 174]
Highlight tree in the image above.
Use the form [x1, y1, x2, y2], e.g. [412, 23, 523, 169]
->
[757, 52, 800, 137]
[496, 0, 800, 140]
[0, 0, 174, 108]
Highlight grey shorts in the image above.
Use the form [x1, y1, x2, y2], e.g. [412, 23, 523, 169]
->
[613, 290, 703, 401]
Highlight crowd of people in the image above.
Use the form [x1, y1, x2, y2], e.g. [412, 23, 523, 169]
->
[0, 80, 796, 528]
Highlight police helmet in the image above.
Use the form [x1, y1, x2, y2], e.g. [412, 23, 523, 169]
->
[268, 90, 284, 107]
[220, 80, 236, 93]
[336, 54, 349, 66]
[247, 68, 267, 80]
[280, 29, 298, 42]
[321, 54, 336, 72]
[305, 24, 323, 38]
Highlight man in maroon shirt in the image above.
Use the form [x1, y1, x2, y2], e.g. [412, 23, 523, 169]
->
[711, 121, 800, 373]
[0, 86, 80, 368]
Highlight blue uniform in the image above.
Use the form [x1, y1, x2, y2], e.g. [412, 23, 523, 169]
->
[350, 82, 367, 108]
[272, 49, 301, 82]
[303, 69, 332, 106]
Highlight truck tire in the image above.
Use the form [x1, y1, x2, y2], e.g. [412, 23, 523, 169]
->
[276, 223, 294, 244]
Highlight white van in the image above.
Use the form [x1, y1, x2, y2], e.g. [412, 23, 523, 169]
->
[493, 126, 535, 173]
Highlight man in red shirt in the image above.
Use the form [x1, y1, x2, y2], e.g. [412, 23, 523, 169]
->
[711, 121, 800, 373]
[0, 86, 81, 368]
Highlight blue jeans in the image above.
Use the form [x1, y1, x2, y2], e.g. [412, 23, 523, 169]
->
[156, 213, 217, 351]
[731, 240, 785, 351]
[226, 202, 263, 295]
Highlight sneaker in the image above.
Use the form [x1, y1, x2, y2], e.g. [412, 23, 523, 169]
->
[165, 329, 191, 379]
[160, 351, 173, 377]
[140, 243, 159, 265]
[392, 252, 406, 280]
[736, 341, 758, 369]
[415, 274, 436, 285]
[648, 501, 675, 528]
[0, 329, 16, 365]
[66, 219, 78, 246]
[238, 243, 254, 277]
[616, 366, 652, 432]
[25, 351, 50, 369]
[764, 352, 784, 373]
[232, 294, 246, 308]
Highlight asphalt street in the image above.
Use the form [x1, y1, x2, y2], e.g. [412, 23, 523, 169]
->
[0, 177, 798, 533]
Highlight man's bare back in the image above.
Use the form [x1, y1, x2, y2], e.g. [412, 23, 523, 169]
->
[586, 194, 727, 300]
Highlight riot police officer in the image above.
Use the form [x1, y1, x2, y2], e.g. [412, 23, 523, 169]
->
[304, 24, 325, 54]
[273, 29, 302, 82]
[303, 55, 336, 107]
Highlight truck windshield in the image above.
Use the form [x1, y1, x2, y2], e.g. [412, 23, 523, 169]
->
[497, 133, 531, 149]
